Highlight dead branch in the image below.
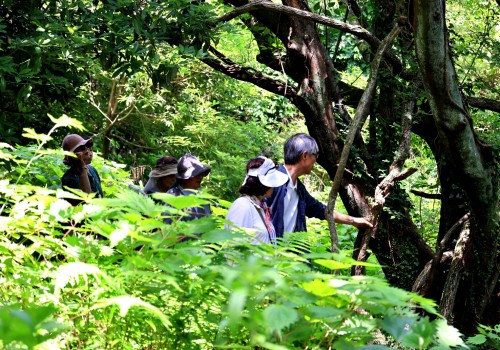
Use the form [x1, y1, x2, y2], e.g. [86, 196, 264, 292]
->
[412, 213, 470, 296]
[410, 189, 441, 199]
[352, 96, 417, 275]
[439, 220, 471, 321]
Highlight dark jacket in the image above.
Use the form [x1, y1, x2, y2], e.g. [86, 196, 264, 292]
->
[265, 165, 326, 238]
[61, 164, 103, 205]
[165, 183, 211, 222]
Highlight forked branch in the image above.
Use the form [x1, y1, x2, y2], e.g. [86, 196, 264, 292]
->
[325, 22, 403, 254]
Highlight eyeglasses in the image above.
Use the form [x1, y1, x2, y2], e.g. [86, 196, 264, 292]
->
[310, 152, 319, 159]
[74, 144, 92, 153]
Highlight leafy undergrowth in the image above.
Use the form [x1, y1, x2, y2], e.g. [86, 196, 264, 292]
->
[0, 180, 474, 350]
[0, 120, 494, 349]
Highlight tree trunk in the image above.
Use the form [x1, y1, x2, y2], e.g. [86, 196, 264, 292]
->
[211, 0, 499, 333]
[413, 0, 499, 333]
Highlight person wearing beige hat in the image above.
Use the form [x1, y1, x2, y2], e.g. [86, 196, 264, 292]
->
[61, 133, 103, 205]
[143, 156, 178, 194]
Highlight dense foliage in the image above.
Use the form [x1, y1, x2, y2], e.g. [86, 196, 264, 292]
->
[1, 120, 496, 349]
[0, 0, 498, 347]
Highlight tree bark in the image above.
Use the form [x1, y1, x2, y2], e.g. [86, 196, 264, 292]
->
[208, 0, 499, 333]
[413, 0, 499, 333]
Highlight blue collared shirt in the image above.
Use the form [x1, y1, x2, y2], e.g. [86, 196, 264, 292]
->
[265, 165, 326, 238]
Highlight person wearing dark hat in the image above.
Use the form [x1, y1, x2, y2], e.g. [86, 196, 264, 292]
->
[61, 133, 103, 206]
[143, 156, 178, 195]
[166, 154, 211, 222]
[225, 156, 288, 245]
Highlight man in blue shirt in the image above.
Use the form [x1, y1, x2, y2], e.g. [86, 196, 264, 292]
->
[266, 133, 372, 238]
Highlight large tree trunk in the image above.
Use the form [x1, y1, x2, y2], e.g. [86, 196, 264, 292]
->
[221, 0, 432, 290]
[413, 0, 499, 333]
[212, 0, 499, 333]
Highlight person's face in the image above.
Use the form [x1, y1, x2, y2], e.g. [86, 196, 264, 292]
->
[262, 187, 273, 199]
[299, 151, 318, 175]
[158, 174, 176, 191]
[74, 144, 93, 165]
[183, 174, 205, 190]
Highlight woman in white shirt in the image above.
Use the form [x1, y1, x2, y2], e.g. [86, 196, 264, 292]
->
[225, 156, 288, 245]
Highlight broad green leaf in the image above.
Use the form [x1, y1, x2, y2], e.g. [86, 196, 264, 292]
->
[467, 334, 486, 345]
[155, 193, 210, 209]
[263, 304, 299, 332]
[183, 216, 218, 234]
[0, 305, 66, 347]
[380, 314, 416, 341]
[202, 228, 238, 243]
[301, 280, 336, 297]
[401, 317, 435, 349]
[227, 288, 247, 329]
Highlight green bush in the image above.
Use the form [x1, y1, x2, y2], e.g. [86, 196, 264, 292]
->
[0, 119, 481, 349]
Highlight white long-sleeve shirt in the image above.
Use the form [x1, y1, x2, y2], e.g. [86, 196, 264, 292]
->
[225, 196, 276, 245]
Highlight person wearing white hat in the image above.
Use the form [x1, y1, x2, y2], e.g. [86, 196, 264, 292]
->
[225, 156, 288, 245]
[61, 133, 103, 205]
[143, 156, 178, 194]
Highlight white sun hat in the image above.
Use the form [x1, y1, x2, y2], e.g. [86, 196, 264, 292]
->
[246, 157, 288, 187]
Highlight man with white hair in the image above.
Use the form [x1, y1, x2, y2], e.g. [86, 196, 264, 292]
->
[266, 133, 372, 238]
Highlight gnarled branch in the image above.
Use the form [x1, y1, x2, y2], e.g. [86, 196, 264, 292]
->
[217, 0, 403, 73]
[202, 46, 298, 100]
[326, 22, 402, 254]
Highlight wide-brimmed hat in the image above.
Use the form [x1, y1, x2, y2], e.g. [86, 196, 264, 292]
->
[176, 154, 211, 180]
[149, 163, 178, 178]
[62, 134, 92, 152]
[246, 157, 288, 187]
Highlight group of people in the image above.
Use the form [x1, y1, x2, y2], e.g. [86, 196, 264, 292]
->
[61, 132, 372, 245]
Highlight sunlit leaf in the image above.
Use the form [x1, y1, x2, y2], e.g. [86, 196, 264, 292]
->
[435, 318, 466, 347]
[263, 304, 299, 332]
[92, 296, 171, 328]
[54, 262, 103, 296]
[301, 280, 336, 297]
[47, 113, 85, 130]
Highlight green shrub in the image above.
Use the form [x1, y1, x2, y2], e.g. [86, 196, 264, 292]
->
[0, 121, 476, 349]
